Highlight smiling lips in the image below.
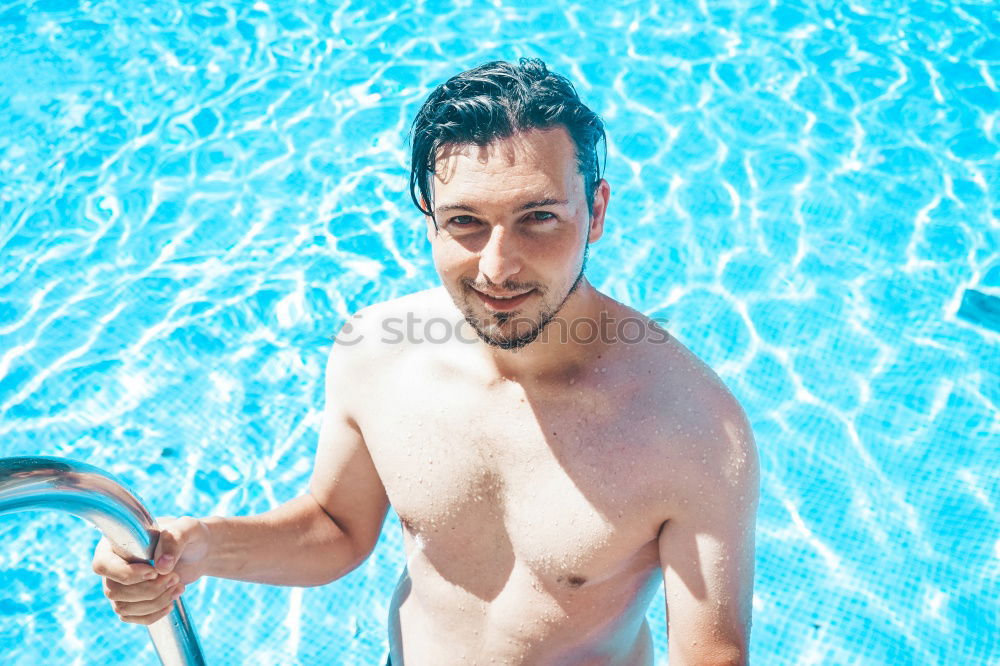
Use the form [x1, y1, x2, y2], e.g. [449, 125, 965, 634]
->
[473, 288, 535, 311]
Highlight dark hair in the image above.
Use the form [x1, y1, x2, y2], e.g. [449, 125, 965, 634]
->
[409, 58, 606, 218]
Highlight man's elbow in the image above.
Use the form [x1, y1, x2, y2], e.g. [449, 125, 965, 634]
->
[298, 535, 375, 586]
[306, 497, 380, 585]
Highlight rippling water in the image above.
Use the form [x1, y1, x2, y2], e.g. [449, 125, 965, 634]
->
[1, 0, 997, 664]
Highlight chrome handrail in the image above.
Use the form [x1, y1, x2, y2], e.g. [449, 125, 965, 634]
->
[0, 456, 206, 665]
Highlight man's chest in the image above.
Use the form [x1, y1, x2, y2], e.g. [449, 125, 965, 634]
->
[355, 372, 671, 588]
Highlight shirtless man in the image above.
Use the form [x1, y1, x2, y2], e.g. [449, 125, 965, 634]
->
[92, 59, 759, 666]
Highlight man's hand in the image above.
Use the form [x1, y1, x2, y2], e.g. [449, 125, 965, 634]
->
[92, 516, 210, 625]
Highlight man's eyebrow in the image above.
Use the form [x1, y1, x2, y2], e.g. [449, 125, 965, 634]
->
[434, 203, 480, 215]
[515, 198, 568, 212]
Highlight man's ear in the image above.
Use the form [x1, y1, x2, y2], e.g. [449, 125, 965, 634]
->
[588, 179, 610, 243]
[425, 211, 438, 242]
[421, 193, 439, 242]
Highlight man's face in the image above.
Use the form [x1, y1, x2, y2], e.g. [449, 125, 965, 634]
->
[427, 127, 609, 349]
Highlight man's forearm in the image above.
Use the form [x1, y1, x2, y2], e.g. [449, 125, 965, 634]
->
[200, 493, 363, 587]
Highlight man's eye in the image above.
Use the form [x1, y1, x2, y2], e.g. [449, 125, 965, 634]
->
[449, 215, 478, 227]
[528, 211, 555, 222]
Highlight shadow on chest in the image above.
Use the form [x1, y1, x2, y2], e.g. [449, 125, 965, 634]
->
[384, 421, 652, 601]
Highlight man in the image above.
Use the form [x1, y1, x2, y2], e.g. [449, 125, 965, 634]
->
[93, 59, 759, 666]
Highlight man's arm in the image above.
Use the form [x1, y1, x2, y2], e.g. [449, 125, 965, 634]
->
[199, 329, 390, 586]
[657, 395, 760, 666]
[94, 321, 389, 622]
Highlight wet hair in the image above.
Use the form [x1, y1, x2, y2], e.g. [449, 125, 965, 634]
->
[409, 58, 606, 218]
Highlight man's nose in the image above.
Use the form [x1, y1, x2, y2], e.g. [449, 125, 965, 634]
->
[478, 225, 522, 285]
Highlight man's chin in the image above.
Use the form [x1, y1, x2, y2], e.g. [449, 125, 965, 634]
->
[467, 317, 544, 351]
[478, 333, 539, 351]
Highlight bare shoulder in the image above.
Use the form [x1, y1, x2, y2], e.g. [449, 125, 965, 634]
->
[337, 288, 452, 342]
[324, 287, 455, 398]
[638, 326, 760, 498]
[330, 287, 453, 356]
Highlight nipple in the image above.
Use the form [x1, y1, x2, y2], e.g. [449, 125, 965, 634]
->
[558, 574, 587, 588]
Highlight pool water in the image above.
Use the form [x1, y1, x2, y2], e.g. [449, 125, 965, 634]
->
[1, 0, 997, 664]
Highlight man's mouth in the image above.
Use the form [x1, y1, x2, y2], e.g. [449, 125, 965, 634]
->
[472, 288, 535, 312]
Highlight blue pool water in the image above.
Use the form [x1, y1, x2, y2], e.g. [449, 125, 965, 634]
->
[1, 0, 997, 663]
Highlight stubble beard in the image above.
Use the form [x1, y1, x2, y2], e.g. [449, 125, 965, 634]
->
[460, 244, 590, 351]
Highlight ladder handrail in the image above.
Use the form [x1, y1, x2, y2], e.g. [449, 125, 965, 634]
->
[0, 456, 206, 665]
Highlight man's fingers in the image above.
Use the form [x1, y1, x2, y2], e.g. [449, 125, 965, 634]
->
[111, 583, 183, 618]
[92, 538, 156, 585]
[103, 573, 179, 602]
[119, 602, 176, 626]
[152, 525, 188, 573]
[94, 517, 202, 627]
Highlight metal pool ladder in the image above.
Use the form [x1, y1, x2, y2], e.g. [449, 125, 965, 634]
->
[0, 456, 206, 665]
